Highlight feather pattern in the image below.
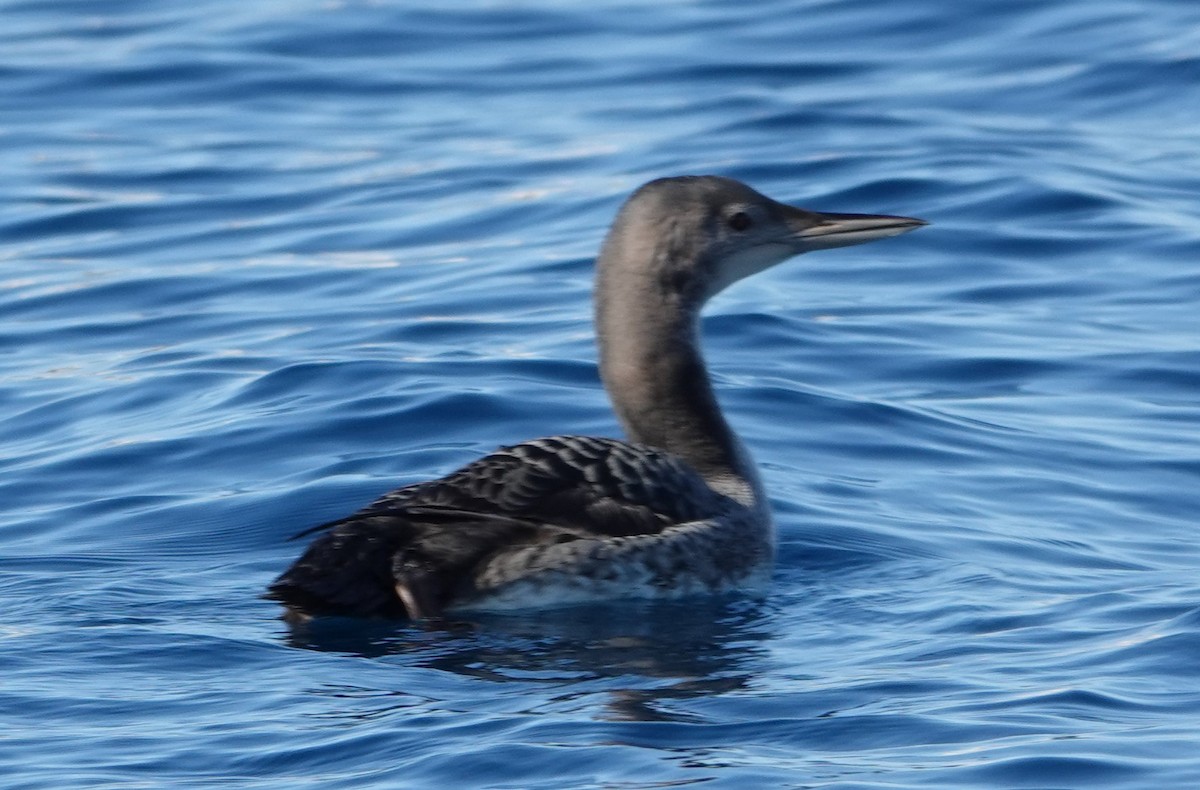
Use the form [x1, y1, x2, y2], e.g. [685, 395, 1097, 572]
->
[266, 436, 764, 617]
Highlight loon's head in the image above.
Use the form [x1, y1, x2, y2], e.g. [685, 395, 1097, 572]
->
[597, 175, 927, 309]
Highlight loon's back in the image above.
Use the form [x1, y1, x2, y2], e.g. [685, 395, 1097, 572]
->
[267, 435, 765, 618]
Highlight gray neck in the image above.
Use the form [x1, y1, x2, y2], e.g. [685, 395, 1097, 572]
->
[594, 246, 762, 509]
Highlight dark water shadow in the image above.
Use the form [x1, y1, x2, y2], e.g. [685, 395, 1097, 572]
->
[279, 596, 773, 722]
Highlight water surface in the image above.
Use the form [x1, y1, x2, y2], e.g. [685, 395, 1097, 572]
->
[3, 1, 1200, 787]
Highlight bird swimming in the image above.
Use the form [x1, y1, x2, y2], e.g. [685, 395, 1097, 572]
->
[267, 175, 926, 619]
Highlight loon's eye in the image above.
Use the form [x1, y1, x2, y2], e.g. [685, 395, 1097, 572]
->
[728, 211, 752, 232]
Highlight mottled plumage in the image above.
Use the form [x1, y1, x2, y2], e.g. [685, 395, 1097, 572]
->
[271, 436, 763, 617]
[267, 176, 925, 619]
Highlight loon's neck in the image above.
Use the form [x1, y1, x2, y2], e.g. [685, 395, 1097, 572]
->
[594, 247, 763, 509]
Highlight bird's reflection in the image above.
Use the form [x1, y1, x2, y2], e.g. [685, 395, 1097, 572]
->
[280, 595, 773, 722]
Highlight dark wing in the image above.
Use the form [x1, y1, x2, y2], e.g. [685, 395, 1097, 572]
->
[266, 435, 726, 619]
[382, 435, 719, 536]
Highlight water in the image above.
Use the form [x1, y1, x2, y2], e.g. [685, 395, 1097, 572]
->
[3, 0, 1199, 786]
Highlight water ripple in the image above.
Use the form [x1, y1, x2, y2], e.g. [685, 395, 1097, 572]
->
[3, 0, 1200, 787]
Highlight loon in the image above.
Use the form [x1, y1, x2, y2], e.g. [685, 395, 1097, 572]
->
[267, 175, 926, 619]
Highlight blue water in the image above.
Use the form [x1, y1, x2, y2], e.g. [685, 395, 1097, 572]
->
[3, 0, 1200, 786]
